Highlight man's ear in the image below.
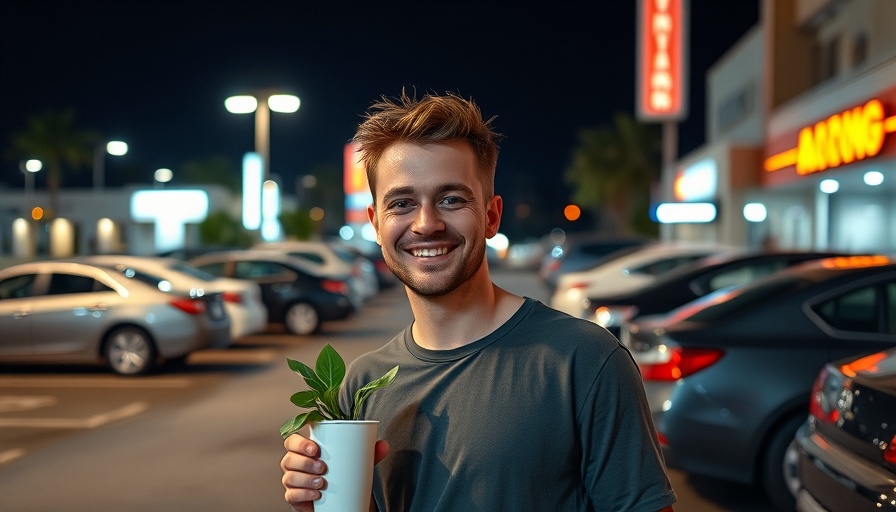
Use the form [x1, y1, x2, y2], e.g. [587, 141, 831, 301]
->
[367, 203, 381, 245]
[486, 195, 503, 239]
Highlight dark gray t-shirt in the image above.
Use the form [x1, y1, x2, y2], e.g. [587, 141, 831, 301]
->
[340, 297, 676, 512]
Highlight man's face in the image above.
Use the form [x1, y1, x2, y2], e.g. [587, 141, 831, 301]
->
[367, 141, 502, 297]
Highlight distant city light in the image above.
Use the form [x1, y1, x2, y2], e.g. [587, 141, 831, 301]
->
[743, 202, 767, 223]
[564, 204, 581, 221]
[819, 179, 839, 194]
[654, 202, 717, 223]
[863, 171, 884, 186]
[31, 207, 44, 220]
[339, 225, 354, 240]
[106, 141, 128, 156]
[25, 159, 43, 173]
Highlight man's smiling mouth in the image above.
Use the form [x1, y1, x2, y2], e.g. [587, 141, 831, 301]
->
[411, 247, 450, 257]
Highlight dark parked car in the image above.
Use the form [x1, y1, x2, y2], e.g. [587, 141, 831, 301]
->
[620, 255, 896, 511]
[187, 250, 355, 335]
[538, 233, 653, 291]
[585, 249, 849, 338]
[792, 345, 896, 512]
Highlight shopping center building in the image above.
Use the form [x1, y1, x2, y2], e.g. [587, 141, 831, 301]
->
[664, 0, 896, 253]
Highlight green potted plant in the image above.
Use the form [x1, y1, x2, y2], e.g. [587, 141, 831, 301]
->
[280, 343, 398, 512]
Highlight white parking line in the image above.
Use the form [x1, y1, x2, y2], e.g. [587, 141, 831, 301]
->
[0, 448, 26, 464]
[0, 377, 191, 388]
[0, 401, 149, 429]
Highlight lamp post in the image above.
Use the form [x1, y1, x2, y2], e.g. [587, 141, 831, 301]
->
[225, 91, 300, 180]
[93, 140, 128, 191]
[20, 159, 43, 197]
[154, 168, 173, 188]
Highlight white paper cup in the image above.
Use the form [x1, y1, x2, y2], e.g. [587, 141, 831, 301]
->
[309, 420, 379, 512]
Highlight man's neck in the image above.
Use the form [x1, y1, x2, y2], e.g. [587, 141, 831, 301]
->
[406, 268, 524, 350]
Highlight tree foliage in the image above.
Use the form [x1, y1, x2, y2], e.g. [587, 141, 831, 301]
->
[198, 210, 253, 246]
[8, 109, 96, 217]
[564, 112, 661, 236]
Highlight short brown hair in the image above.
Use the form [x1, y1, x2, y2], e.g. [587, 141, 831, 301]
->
[353, 90, 501, 201]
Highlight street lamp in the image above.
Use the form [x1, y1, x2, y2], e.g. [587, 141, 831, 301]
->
[20, 159, 43, 197]
[94, 140, 128, 191]
[225, 91, 300, 180]
[154, 168, 173, 188]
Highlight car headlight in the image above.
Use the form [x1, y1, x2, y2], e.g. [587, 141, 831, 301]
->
[591, 305, 639, 327]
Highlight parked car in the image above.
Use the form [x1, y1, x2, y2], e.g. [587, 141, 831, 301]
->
[187, 250, 355, 335]
[0, 260, 231, 375]
[620, 255, 896, 511]
[538, 233, 654, 291]
[792, 345, 896, 512]
[584, 249, 849, 338]
[79, 255, 268, 340]
[252, 240, 372, 306]
[550, 242, 740, 316]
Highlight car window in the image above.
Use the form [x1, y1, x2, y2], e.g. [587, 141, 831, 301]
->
[167, 261, 217, 282]
[106, 267, 171, 291]
[683, 277, 804, 322]
[0, 274, 38, 299]
[194, 262, 228, 276]
[813, 284, 885, 334]
[700, 260, 789, 294]
[46, 273, 112, 295]
[234, 261, 294, 280]
[628, 255, 708, 276]
[287, 252, 326, 265]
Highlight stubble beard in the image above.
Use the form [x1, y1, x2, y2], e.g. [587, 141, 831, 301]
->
[385, 238, 486, 297]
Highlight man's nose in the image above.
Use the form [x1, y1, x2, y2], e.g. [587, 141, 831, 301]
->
[411, 203, 445, 235]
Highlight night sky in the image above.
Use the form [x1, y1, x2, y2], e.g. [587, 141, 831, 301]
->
[0, 0, 759, 238]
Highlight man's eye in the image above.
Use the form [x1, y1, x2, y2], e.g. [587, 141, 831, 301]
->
[389, 200, 412, 210]
[440, 196, 465, 206]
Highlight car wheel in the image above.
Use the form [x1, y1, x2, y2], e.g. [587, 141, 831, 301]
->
[762, 414, 805, 512]
[284, 302, 320, 335]
[103, 326, 157, 376]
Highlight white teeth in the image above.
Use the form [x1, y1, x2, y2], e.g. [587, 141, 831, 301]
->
[412, 247, 448, 257]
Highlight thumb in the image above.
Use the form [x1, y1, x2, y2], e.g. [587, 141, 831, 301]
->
[374, 440, 389, 465]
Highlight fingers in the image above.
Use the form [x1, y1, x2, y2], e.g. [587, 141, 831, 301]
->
[282, 434, 326, 510]
[373, 440, 390, 465]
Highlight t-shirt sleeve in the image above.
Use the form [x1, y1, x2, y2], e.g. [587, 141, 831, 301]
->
[579, 345, 678, 512]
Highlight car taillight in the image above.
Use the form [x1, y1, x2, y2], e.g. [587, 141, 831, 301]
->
[638, 346, 724, 381]
[321, 279, 348, 295]
[808, 366, 842, 424]
[222, 291, 242, 304]
[169, 298, 207, 315]
[885, 434, 896, 464]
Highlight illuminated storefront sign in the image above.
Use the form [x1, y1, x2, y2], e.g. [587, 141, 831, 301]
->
[673, 158, 717, 201]
[131, 189, 209, 253]
[637, 0, 688, 121]
[764, 95, 896, 185]
[344, 142, 373, 224]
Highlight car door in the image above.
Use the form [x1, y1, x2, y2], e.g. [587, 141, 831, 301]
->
[0, 272, 40, 355]
[28, 271, 119, 356]
[232, 260, 298, 322]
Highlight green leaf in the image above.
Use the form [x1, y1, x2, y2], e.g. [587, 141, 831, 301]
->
[287, 357, 327, 395]
[279, 410, 325, 439]
[322, 387, 347, 420]
[289, 389, 319, 408]
[315, 344, 346, 390]
[352, 365, 399, 419]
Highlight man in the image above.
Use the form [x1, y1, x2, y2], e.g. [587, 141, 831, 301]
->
[281, 90, 676, 512]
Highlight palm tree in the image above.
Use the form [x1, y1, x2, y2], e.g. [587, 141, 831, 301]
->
[564, 112, 662, 235]
[9, 109, 96, 218]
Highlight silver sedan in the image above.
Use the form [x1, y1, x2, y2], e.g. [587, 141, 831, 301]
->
[0, 260, 231, 375]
